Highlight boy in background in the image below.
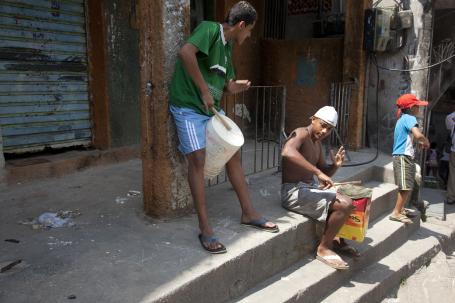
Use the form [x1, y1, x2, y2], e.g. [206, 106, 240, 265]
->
[390, 94, 430, 224]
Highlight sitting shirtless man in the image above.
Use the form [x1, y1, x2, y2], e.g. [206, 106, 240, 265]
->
[281, 106, 357, 270]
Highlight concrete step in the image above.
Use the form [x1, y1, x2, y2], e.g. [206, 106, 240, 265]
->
[235, 213, 420, 303]
[364, 181, 397, 222]
[148, 179, 398, 303]
[321, 227, 442, 303]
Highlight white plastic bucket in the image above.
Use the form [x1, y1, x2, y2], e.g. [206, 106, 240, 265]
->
[204, 114, 244, 179]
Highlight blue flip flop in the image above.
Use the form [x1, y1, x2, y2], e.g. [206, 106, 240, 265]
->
[241, 217, 279, 233]
[198, 234, 227, 254]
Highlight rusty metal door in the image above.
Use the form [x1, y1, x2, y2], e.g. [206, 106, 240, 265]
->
[0, 0, 92, 153]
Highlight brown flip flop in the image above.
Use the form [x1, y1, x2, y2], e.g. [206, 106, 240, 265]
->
[241, 217, 279, 233]
[333, 241, 361, 258]
[316, 254, 349, 270]
[198, 234, 227, 254]
[401, 208, 418, 218]
[389, 214, 412, 224]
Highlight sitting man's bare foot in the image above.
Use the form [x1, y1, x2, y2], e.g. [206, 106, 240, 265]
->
[316, 246, 349, 270]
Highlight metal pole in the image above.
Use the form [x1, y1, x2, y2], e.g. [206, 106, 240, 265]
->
[254, 88, 258, 173]
[273, 87, 278, 167]
[278, 86, 286, 171]
[267, 87, 272, 168]
[0, 125, 5, 185]
[261, 87, 265, 170]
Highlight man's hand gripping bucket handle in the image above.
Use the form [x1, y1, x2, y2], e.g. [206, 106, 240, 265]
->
[211, 108, 232, 131]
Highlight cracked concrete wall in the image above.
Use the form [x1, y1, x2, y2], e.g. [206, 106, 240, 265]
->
[366, 0, 433, 153]
[429, 8, 455, 105]
[163, 0, 193, 214]
[140, 0, 192, 218]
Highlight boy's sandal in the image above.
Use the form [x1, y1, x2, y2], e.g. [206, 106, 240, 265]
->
[241, 217, 279, 233]
[401, 208, 417, 218]
[389, 214, 412, 224]
[198, 234, 227, 254]
[333, 241, 361, 258]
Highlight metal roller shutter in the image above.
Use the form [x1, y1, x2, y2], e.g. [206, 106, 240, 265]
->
[0, 0, 92, 153]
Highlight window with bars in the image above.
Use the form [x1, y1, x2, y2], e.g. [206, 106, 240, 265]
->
[190, 0, 216, 31]
[287, 0, 332, 16]
[264, 0, 287, 39]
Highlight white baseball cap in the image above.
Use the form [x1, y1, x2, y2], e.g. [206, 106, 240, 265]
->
[313, 106, 338, 127]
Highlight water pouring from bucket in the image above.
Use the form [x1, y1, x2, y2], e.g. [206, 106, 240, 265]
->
[204, 108, 244, 179]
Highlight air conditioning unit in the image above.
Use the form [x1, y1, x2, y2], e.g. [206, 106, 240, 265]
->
[398, 10, 413, 29]
[364, 8, 395, 52]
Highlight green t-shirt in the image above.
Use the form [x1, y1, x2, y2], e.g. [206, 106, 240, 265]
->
[170, 21, 235, 116]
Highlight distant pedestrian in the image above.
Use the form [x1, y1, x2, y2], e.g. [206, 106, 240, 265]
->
[445, 111, 455, 204]
[425, 142, 439, 177]
[439, 136, 451, 187]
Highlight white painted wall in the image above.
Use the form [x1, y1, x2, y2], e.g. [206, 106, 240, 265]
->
[365, 0, 433, 153]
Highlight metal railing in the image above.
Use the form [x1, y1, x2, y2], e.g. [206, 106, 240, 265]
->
[206, 86, 286, 186]
[263, 0, 287, 39]
[327, 81, 355, 160]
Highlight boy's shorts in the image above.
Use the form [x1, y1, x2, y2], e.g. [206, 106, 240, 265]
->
[281, 181, 337, 223]
[170, 105, 225, 155]
[393, 155, 416, 190]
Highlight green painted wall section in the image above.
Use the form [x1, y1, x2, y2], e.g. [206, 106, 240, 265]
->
[105, 0, 141, 147]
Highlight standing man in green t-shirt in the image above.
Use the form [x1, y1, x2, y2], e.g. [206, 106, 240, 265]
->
[170, 1, 279, 254]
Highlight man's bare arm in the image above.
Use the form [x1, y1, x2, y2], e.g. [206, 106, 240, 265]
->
[316, 145, 334, 176]
[282, 129, 334, 188]
[178, 43, 214, 111]
[224, 80, 251, 95]
[317, 146, 345, 177]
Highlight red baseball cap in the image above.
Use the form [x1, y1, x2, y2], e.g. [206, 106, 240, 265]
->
[396, 94, 428, 109]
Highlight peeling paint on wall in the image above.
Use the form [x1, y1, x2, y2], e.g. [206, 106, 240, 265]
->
[297, 56, 318, 86]
[234, 104, 252, 123]
[366, 0, 433, 153]
[163, 0, 189, 81]
[166, 0, 192, 211]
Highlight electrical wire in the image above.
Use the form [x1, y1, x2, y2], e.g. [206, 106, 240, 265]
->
[373, 0, 404, 9]
[373, 53, 455, 72]
[343, 50, 453, 167]
[339, 53, 380, 167]
[392, 0, 404, 10]
[372, 0, 383, 8]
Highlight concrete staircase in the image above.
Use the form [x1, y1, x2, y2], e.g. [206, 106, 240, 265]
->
[149, 161, 454, 303]
[236, 214, 424, 303]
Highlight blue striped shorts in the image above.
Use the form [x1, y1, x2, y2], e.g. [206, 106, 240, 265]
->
[170, 105, 224, 155]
